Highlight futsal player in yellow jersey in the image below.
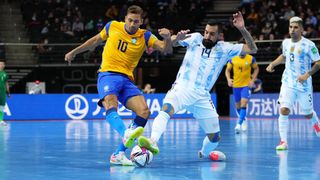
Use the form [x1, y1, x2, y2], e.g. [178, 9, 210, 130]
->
[65, 5, 172, 166]
[225, 54, 259, 133]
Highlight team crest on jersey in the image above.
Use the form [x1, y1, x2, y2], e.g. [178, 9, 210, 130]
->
[131, 38, 137, 44]
[290, 46, 295, 52]
[297, 48, 302, 54]
[104, 86, 109, 92]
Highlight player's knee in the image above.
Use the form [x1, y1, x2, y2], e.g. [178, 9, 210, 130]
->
[139, 107, 150, 119]
[162, 103, 174, 115]
[207, 132, 221, 143]
[280, 108, 290, 115]
[305, 113, 313, 119]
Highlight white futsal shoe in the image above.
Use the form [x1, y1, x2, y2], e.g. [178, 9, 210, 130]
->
[110, 152, 133, 166]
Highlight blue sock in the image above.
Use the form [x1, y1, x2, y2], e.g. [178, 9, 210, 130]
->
[236, 108, 241, 117]
[114, 143, 127, 155]
[131, 115, 148, 128]
[106, 108, 128, 154]
[239, 107, 247, 125]
[106, 108, 126, 137]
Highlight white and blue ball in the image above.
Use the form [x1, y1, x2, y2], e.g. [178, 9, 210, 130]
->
[130, 145, 153, 167]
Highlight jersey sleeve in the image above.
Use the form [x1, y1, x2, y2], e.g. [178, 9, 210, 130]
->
[309, 42, 320, 62]
[178, 33, 199, 47]
[145, 31, 158, 48]
[225, 42, 243, 59]
[281, 40, 286, 56]
[251, 56, 258, 68]
[99, 21, 112, 40]
[226, 61, 233, 68]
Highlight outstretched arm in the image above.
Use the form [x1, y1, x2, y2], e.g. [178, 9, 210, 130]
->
[232, 11, 258, 54]
[297, 60, 320, 83]
[266, 55, 285, 73]
[152, 28, 172, 54]
[171, 30, 191, 47]
[65, 33, 104, 63]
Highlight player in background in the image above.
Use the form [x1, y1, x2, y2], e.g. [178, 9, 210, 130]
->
[65, 5, 172, 165]
[266, 16, 320, 150]
[138, 11, 257, 161]
[225, 53, 259, 133]
[0, 61, 10, 126]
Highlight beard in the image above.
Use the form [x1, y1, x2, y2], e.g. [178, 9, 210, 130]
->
[202, 39, 216, 49]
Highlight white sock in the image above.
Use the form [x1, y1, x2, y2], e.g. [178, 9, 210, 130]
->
[310, 111, 319, 124]
[278, 114, 289, 142]
[151, 111, 170, 142]
[200, 136, 219, 157]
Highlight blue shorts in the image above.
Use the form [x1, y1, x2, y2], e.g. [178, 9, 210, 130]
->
[97, 72, 142, 107]
[233, 86, 251, 103]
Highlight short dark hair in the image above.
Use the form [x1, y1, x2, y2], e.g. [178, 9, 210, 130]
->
[207, 20, 221, 33]
[127, 5, 143, 16]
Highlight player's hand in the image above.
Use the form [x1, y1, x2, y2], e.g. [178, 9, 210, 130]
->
[65, 51, 76, 64]
[248, 80, 255, 88]
[297, 73, 310, 83]
[233, 11, 245, 29]
[227, 79, 234, 87]
[158, 28, 171, 39]
[266, 64, 275, 73]
[175, 29, 191, 41]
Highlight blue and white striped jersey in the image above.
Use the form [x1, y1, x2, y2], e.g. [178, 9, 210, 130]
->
[281, 37, 320, 92]
[174, 33, 243, 92]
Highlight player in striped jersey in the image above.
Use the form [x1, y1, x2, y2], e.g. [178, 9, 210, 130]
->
[138, 11, 258, 161]
[65, 5, 172, 165]
[266, 16, 320, 150]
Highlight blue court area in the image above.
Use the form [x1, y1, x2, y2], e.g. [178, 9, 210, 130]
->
[0, 118, 319, 180]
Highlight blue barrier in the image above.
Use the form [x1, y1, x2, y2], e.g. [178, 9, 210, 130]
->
[4, 93, 217, 120]
[230, 93, 320, 118]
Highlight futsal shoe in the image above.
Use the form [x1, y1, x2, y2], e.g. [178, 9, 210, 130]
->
[276, 141, 288, 151]
[241, 120, 248, 132]
[110, 152, 134, 166]
[198, 151, 226, 161]
[313, 122, 320, 137]
[0, 121, 7, 126]
[123, 126, 144, 149]
[138, 136, 159, 155]
[235, 123, 241, 134]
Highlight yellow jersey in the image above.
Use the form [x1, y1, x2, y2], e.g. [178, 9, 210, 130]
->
[227, 54, 258, 88]
[99, 21, 158, 80]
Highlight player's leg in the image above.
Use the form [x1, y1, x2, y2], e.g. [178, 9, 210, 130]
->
[97, 72, 132, 165]
[0, 95, 6, 126]
[276, 85, 294, 150]
[299, 91, 320, 137]
[138, 103, 175, 155]
[194, 96, 225, 161]
[0, 105, 5, 126]
[138, 85, 185, 155]
[239, 86, 251, 131]
[233, 87, 242, 133]
[124, 95, 149, 148]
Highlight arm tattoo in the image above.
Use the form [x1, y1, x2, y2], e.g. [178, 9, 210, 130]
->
[308, 63, 320, 76]
[239, 28, 258, 53]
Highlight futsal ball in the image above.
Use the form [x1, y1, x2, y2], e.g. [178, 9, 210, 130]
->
[130, 145, 153, 167]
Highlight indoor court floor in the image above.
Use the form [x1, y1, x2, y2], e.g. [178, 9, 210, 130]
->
[0, 118, 319, 180]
